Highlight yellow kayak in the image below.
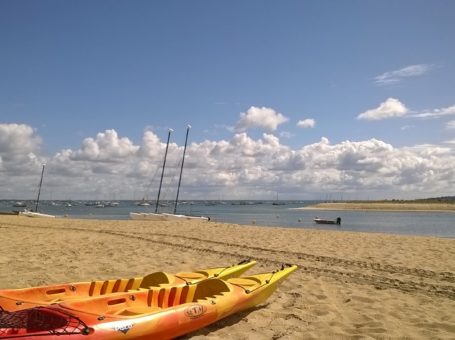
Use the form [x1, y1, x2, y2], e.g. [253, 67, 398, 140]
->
[0, 264, 297, 339]
[0, 260, 256, 312]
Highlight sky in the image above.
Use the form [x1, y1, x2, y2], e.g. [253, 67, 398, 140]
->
[1, 0, 455, 201]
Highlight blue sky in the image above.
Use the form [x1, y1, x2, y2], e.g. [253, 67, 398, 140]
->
[1, 1, 454, 200]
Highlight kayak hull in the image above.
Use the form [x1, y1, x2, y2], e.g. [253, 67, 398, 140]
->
[0, 265, 297, 339]
[0, 260, 256, 312]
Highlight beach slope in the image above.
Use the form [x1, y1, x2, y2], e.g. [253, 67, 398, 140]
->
[0, 216, 454, 339]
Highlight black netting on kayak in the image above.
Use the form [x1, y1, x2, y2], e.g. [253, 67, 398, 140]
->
[0, 306, 90, 336]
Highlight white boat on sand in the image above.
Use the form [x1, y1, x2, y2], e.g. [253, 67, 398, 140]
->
[130, 212, 209, 221]
[19, 209, 55, 218]
[19, 164, 56, 218]
[130, 126, 209, 222]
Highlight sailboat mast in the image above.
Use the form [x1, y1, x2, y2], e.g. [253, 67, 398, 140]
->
[174, 125, 191, 214]
[155, 129, 173, 213]
[35, 164, 45, 212]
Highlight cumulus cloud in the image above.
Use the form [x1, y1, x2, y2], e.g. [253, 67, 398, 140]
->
[357, 98, 408, 120]
[70, 129, 140, 162]
[1, 126, 455, 200]
[0, 123, 43, 175]
[374, 64, 434, 85]
[235, 106, 289, 132]
[297, 118, 316, 128]
[0, 123, 41, 154]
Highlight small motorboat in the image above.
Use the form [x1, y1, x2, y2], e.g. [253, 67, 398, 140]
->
[313, 217, 341, 225]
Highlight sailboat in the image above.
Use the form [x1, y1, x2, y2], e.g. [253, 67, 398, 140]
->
[130, 126, 209, 222]
[129, 128, 173, 221]
[19, 164, 55, 218]
[272, 191, 285, 205]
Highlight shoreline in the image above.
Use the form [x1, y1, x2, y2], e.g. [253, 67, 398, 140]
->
[1, 216, 454, 338]
[297, 202, 455, 212]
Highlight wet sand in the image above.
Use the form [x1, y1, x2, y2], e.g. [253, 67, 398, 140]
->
[0, 216, 454, 339]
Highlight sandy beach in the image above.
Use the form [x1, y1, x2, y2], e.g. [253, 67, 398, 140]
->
[1, 216, 454, 339]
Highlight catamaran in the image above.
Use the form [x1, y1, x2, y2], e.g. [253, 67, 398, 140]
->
[19, 164, 55, 218]
[130, 126, 209, 222]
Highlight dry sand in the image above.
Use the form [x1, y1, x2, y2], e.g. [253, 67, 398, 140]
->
[1, 215, 454, 339]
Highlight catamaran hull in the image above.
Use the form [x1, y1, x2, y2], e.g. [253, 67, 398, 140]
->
[129, 212, 209, 222]
[129, 212, 167, 221]
[18, 210, 55, 218]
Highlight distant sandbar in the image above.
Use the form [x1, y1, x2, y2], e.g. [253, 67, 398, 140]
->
[298, 202, 455, 212]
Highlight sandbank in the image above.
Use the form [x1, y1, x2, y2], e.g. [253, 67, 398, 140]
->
[299, 201, 455, 212]
[1, 215, 454, 339]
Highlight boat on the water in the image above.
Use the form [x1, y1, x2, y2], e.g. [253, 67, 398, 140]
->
[12, 202, 27, 208]
[18, 164, 55, 218]
[313, 217, 341, 225]
[0, 264, 297, 339]
[0, 260, 256, 312]
[136, 199, 150, 206]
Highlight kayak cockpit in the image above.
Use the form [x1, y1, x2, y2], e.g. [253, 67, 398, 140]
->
[59, 279, 233, 318]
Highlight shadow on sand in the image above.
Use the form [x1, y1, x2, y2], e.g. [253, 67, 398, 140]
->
[177, 304, 268, 339]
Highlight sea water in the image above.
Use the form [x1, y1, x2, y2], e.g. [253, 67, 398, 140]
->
[1, 200, 454, 238]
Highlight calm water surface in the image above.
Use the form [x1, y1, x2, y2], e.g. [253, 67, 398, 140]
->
[2, 200, 454, 238]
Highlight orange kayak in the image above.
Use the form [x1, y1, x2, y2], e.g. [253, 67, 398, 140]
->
[0, 260, 256, 312]
[0, 264, 297, 339]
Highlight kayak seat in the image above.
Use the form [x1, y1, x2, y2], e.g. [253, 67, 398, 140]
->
[175, 272, 206, 282]
[139, 272, 172, 289]
[192, 279, 230, 302]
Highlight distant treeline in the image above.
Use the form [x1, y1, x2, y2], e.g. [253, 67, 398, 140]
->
[344, 196, 455, 204]
[414, 196, 455, 203]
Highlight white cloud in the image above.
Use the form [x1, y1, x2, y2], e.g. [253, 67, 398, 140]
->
[279, 131, 294, 139]
[235, 106, 289, 131]
[400, 125, 414, 131]
[357, 98, 408, 120]
[0, 123, 43, 175]
[70, 129, 140, 161]
[446, 120, 455, 129]
[297, 118, 316, 128]
[410, 105, 455, 119]
[374, 64, 434, 85]
[358, 99, 455, 122]
[1, 126, 455, 200]
[0, 123, 41, 154]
